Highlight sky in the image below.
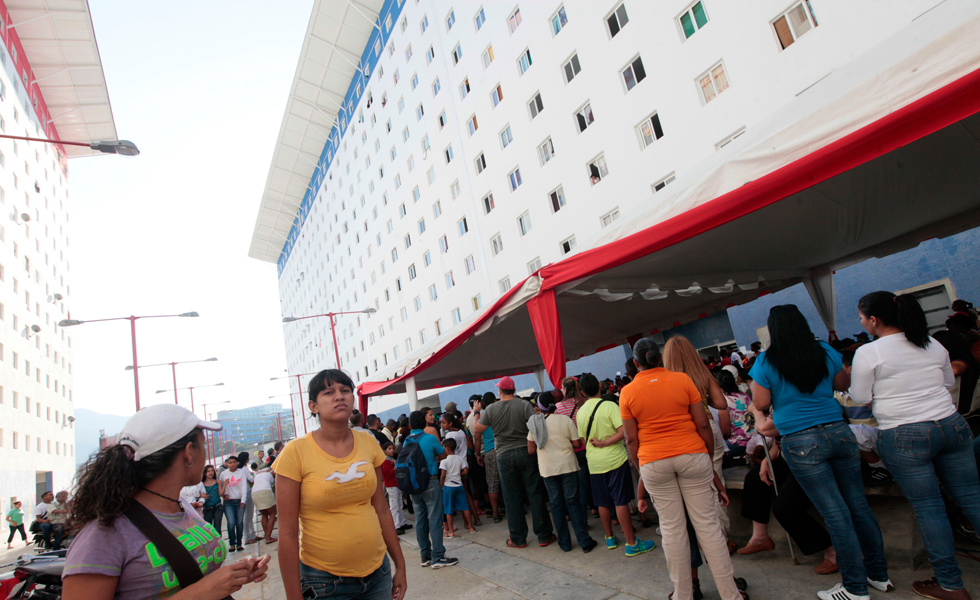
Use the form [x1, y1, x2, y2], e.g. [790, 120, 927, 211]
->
[66, 1, 317, 420]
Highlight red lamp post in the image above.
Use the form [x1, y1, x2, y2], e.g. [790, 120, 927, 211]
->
[126, 358, 218, 404]
[282, 308, 376, 371]
[269, 392, 302, 439]
[271, 372, 320, 435]
[58, 312, 200, 411]
[156, 382, 225, 414]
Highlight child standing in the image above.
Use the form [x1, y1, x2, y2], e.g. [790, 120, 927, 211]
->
[381, 442, 411, 535]
[440, 439, 475, 536]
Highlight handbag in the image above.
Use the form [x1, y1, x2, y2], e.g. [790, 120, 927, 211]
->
[125, 502, 234, 600]
[28, 521, 41, 535]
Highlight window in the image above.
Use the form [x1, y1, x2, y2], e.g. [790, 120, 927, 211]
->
[600, 208, 621, 227]
[420, 14, 429, 33]
[637, 112, 665, 148]
[418, 218, 426, 234]
[507, 7, 522, 33]
[412, 186, 421, 202]
[393, 69, 400, 85]
[482, 193, 495, 214]
[773, 2, 817, 49]
[517, 49, 532, 75]
[429, 285, 438, 301]
[551, 5, 568, 35]
[458, 217, 469, 236]
[433, 201, 442, 218]
[560, 236, 577, 254]
[444, 145, 454, 163]
[411, 73, 419, 90]
[424, 250, 432, 266]
[452, 43, 463, 64]
[698, 62, 730, 104]
[459, 78, 471, 99]
[398, 203, 407, 218]
[679, 1, 708, 39]
[491, 84, 504, 107]
[509, 168, 523, 191]
[475, 8, 486, 30]
[562, 54, 581, 83]
[391, 247, 399, 262]
[549, 186, 566, 212]
[438, 111, 447, 128]
[475, 153, 487, 174]
[450, 180, 462, 199]
[622, 56, 646, 91]
[518, 212, 532, 236]
[652, 172, 676, 193]
[467, 115, 478, 135]
[432, 78, 441, 96]
[606, 3, 629, 37]
[439, 235, 449, 253]
[422, 135, 431, 152]
[446, 10, 456, 30]
[416, 104, 424, 120]
[500, 126, 513, 148]
[445, 271, 455, 288]
[427, 167, 436, 184]
[409, 264, 417, 279]
[397, 97, 405, 112]
[538, 138, 555, 164]
[527, 257, 542, 274]
[434, 319, 444, 336]
[528, 92, 544, 119]
[406, 337, 413, 352]
[482, 45, 494, 68]
[414, 296, 423, 312]
[426, 46, 435, 64]
[405, 45, 413, 61]
[452, 308, 462, 325]
[589, 155, 609, 185]
[491, 234, 504, 255]
[575, 103, 595, 132]
[472, 295, 483, 310]
[465, 255, 476, 274]
[499, 277, 511, 293]
[401, 16, 408, 32]
[419, 329, 428, 344]
[715, 127, 746, 149]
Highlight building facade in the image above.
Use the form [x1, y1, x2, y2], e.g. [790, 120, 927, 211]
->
[215, 403, 295, 448]
[254, 0, 948, 408]
[0, 0, 119, 512]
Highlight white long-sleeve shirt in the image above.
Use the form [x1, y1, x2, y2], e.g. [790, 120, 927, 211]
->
[220, 469, 248, 501]
[850, 334, 956, 430]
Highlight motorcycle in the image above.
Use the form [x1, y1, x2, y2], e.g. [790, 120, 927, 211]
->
[0, 549, 64, 599]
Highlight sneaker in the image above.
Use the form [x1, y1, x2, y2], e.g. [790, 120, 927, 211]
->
[396, 526, 406, 535]
[605, 536, 618, 550]
[911, 578, 971, 600]
[431, 557, 459, 569]
[867, 577, 894, 593]
[420, 559, 432, 567]
[816, 583, 869, 600]
[625, 538, 656, 557]
[866, 467, 893, 487]
[493, 514, 503, 523]
[402, 524, 413, 531]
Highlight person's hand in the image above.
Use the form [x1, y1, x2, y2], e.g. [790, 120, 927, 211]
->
[198, 559, 250, 598]
[717, 487, 730, 507]
[391, 565, 407, 600]
[759, 459, 773, 486]
[637, 498, 649, 514]
[589, 438, 605, 448]
[476, 454, 484, 467]
[244, 554, 271, 583]
[223, 495, 230, 502]
[240, 502, 246, 510]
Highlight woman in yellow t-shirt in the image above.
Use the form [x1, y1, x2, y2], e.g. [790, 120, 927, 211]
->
[275, 369, 406, 600]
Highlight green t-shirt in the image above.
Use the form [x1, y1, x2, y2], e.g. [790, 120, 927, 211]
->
[7, 508, 24, 526]
[576, 398, 628, 474]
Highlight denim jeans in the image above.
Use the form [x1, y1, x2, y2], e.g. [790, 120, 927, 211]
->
[878, 412, 980, 590]
[575, 451, 592, 521]
[40, 522, 63, 550]
[223, 501, 244, 547]
[781, 420, 887, 596]
[410, 480, 445, 563]
[203, 505, 223, 537]
[497, 447, 554, 546]
[542, 472, 594, 551]
[300, 555, 391, 600]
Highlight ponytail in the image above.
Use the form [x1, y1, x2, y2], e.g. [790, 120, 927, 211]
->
[632, 337, 663, 370]
[857, 291, 931, 349]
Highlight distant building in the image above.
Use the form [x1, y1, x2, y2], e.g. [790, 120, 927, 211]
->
[215, 403, 295, 448]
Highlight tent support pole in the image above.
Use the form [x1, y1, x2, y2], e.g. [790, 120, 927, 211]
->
[406, 377, 419, 412]
[533, 365, 547, 392]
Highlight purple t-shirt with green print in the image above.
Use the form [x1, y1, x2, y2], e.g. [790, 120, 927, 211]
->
[64, 498, 226, 599]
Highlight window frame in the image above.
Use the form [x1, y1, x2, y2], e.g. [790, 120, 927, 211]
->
[562, 53, 582, 84]
[507, 7, 522, 34]
[538, 137, 555, 165]
[575, 101, 595, 133]
[551, 5, 568, 35]
[605, 2, 630, 38]
[771, 1, 818, 50]
[621, 55, 647, 92]
[677, 1, 709, 40]
[548, 185, 566, 213]
[636, 111, 665, 148]
[517, 48, 533, 75]
[588, 153, 609, 185]
[697, 60, 730, 105]
[517, 211, 532, 236]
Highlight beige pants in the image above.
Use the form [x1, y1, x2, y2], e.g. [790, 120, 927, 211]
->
[708, 419, 730, 534]
[641, 453, 741, 600]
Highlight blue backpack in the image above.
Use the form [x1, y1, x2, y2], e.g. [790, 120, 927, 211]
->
[395, 433, 430, 495]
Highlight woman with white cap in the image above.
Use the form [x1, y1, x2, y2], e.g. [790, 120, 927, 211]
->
[62, 404, 270, 600]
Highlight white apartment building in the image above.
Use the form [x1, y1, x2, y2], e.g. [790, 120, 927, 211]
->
[0, 0, 120, 507]
[252, 0, 943, 405]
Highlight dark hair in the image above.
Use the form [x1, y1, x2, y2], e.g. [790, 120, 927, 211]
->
[632, 337, 663, 370]
[381, 440, 393, 451]
[751, 342, 762, 352]
[537, 390, 559, 413]
[764, 305, 829, 394]
[69, 428, 201, 529]
[202, 464, 216, 483]
[469, 394, 481, 408]
[443, 438, 457, 452]
[366, 414, 380, 428]
[227, 455, 239, 464]
[409, 410, 427, 430]
[840, 349, 856, 367]
[274, 441, 284, 451]
[251, 462, 258, 470]
[717, 370, 739, 395]
[237, 452, 249, 466]
[579, 373, 600, 397]
[858, 291, 931, 349]
[308, 369, 356, 416]
[625, 358, 638, 379]
[349, 412, 364, 427]
[441, 411, 460, 429]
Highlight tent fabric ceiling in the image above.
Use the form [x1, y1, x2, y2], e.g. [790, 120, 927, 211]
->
[358, 0, 980, 401]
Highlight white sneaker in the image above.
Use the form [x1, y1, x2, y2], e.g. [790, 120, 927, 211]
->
[817, 583, 869, 600]
[867, 578, 894, 592]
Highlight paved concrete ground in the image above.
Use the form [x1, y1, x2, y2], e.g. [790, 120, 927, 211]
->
[5, 509, 980, 599]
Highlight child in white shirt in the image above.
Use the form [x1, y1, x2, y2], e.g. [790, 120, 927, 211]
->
[439, 439, 475, 535]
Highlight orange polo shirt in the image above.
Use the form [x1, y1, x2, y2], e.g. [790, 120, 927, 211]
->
[619, 368, 708, 465]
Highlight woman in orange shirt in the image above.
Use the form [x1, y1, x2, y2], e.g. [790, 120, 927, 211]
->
[622, 338, 745, 600]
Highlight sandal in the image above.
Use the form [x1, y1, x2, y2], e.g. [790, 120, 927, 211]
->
[444, 533, 455, 538]
[265, 537, 277, 543]
[506, 538, 527, 548]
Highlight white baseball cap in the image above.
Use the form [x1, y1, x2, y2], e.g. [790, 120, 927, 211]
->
[117, 404, 222, 461]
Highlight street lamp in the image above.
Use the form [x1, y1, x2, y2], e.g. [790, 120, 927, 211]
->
[0, 133, 140, 156]
[127, 357, 218, 404]
[269, 392, 303, 439]
[58, 312, 200, 410]
[282, 307, 376, 371]
[201, 400, 230, 464]
[156, 382, 224, 414]
[271, 371, 320, 435]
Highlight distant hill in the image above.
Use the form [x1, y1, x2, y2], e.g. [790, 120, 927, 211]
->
[74, 409, 130, 466]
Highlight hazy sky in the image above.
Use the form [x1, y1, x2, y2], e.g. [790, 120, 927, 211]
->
[67, 2, 315, 419]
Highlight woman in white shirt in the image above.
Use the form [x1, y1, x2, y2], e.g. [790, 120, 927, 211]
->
[851, 291, 980, 600]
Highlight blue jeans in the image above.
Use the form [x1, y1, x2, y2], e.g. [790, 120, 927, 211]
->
[410, 481, 445, 563]
[40, 522, 63, 550]
[203, 505, 223, 537]
[782, 421, 887, 595]
[497, 447, 554, 545]
[542, 472, 594, 551]
[223, 501, 244, 547]
[878, 413, 980, 590]
[300, 555, 391, 600]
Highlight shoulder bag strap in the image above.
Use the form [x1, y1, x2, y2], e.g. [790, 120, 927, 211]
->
[125, 501, 231, 598]
[585, 399, 610, 441]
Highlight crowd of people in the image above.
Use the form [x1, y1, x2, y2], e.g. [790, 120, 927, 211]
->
[43, 291, 980, 600]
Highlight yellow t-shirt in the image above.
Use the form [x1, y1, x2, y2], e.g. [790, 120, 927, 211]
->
[274, 430, 386, 577]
